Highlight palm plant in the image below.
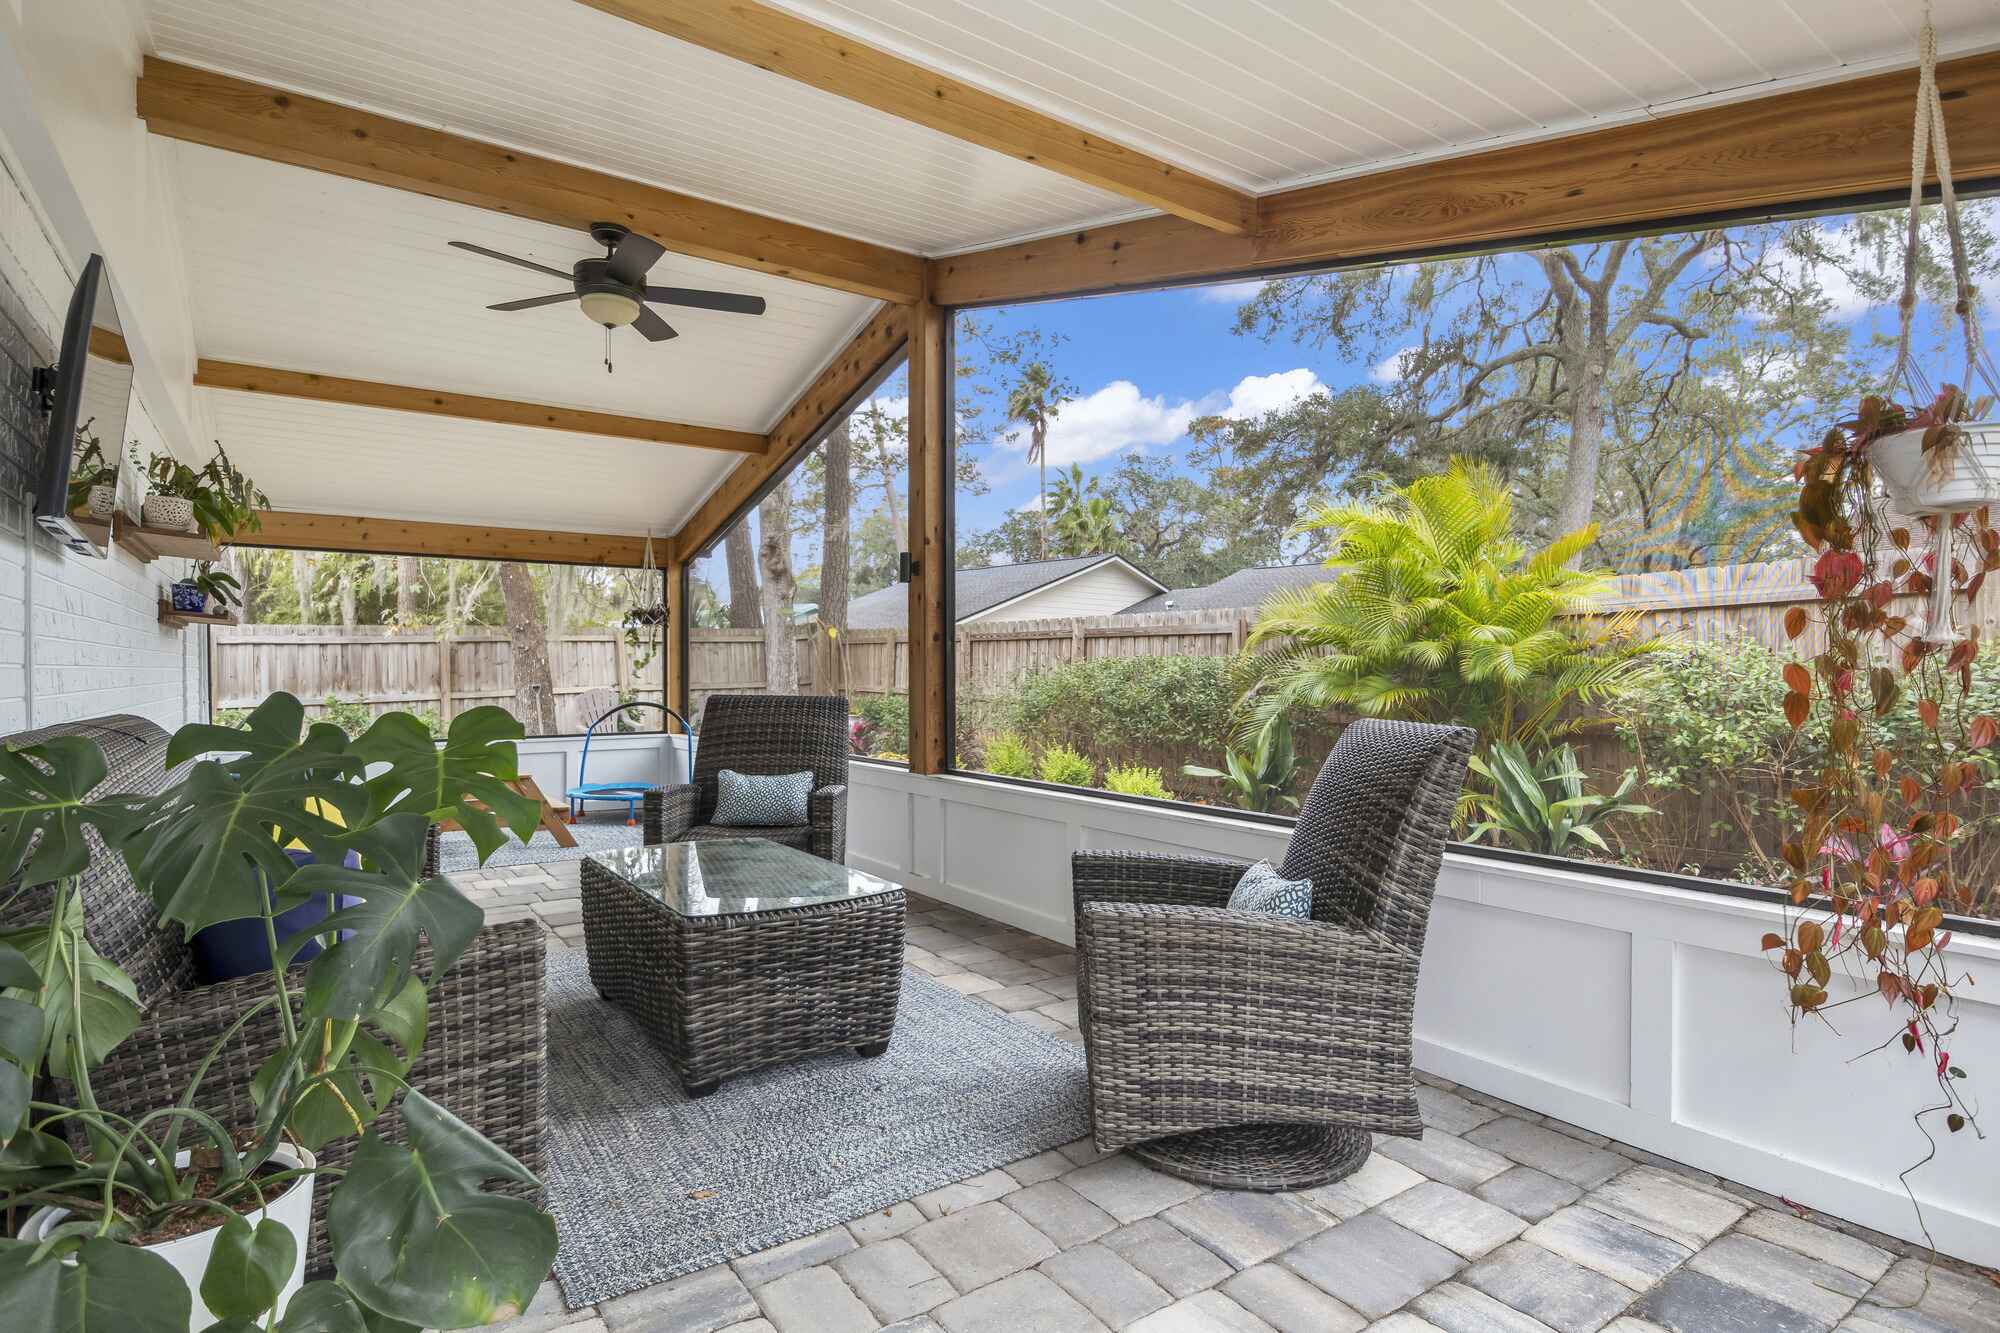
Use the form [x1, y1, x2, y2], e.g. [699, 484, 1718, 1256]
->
[1235, 459, 1656, 749]
[1466, 739, 1655, 856]
[1048, 465, 1120, 556]
[1005, 362, 1074, 561]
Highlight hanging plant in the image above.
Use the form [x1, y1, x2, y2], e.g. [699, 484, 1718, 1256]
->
[1774, 7, 1995, 1215]
[621, 533, 668, 631]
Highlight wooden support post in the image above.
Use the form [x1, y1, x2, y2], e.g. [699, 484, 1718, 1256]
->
[666, 558, 688, 729]
[905, 300, 950, 775]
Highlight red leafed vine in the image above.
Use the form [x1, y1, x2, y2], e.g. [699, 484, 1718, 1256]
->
[1779, 388, 1991, 1218]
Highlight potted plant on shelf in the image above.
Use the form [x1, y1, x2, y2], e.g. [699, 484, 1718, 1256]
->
[65, 420, 117, 521]
[169, 560, 243, 617]
[133, 441, 270, 542]
[0, 694, 553, 1329]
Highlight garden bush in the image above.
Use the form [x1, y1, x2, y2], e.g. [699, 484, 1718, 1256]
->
[1104, 763, 1174, 800]
[1013, 656, 1236, 757]
[215, 698, 442, 738]
[982, 731, 1036, 778]
[1037, 743, 1095, 787]
[852, 692, 909, 755]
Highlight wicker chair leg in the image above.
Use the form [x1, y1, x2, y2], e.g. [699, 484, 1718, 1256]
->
[1127, 1123, 1371, 1192]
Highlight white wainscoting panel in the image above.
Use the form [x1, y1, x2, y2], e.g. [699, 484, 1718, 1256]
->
[847, 763, 2000, 1265]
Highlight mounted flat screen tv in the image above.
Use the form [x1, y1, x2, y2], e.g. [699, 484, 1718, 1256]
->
[34, 254, 133, 557]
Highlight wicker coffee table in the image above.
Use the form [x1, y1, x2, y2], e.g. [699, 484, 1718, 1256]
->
[580, 839, 905, 1097]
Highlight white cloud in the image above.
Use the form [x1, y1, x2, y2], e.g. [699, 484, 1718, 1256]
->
[1371, 346, 1417, 383]
[995, 379, 1198, 466]
[1193, 279, 1266, 304]
[1217, 368, 1325, 419]
[992, 368, 1328, 470]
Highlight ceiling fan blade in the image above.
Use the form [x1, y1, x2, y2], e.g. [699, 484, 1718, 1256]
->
[632, 307, 678, 342]
[488, 292, 581, 311]
[644, 287, 767, 316]
[449, 240, 573, 281]
[606, 230, 667, 286]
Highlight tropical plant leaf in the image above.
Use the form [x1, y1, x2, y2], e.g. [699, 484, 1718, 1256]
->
[0, 892, 140, 1081]
[0, 1235, 191, 1333]
[326, 1092, 554, 1329]
[0, 737, 137, 887]
[289, 817, 482, 1022]
[267, 977, 427, 1150]
[351, 708, 539, 865]
[201, 1214, 298, 1321]
[274, 1282, 375, 1333]
[123, 695, 366, 932]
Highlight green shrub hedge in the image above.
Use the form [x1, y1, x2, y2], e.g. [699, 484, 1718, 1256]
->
[1037, 743, 1095, 786]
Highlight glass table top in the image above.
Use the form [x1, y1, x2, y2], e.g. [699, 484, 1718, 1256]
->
[588, 840, 902, 917]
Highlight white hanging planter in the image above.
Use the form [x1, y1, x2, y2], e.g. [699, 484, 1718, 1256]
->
[84, 484, 116, 520]
[23, 1144, 316, 1330]
[1870, 421, 2000, 516]
[142, 494, 197, 532]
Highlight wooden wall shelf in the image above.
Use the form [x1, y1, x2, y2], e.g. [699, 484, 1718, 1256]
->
[159, 600, 238, 629]
[125, 526, 220, 562]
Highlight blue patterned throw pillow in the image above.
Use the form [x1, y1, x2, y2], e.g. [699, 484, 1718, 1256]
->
[1227, 861, 1313, 918]
[711, 769, 814, 827]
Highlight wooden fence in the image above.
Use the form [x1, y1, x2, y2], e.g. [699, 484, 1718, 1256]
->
[211, 625, 664, 734]
[686, 556, 2000, 701]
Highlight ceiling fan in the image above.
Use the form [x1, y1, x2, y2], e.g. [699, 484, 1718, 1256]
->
[449, 222, 766, 372]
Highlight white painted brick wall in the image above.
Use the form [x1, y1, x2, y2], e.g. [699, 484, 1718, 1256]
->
[0, 150, 204, 735]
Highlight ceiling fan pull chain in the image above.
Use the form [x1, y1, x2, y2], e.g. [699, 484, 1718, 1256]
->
[605, 323, 614, 375]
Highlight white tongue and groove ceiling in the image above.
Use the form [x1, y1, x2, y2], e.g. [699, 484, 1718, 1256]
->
[165, 140, 870, 537]
[134, 0, 2000, 538]
[783, 0, 2000, 197]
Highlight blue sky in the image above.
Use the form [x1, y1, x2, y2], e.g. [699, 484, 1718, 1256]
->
[689, 202, 2000, 602]
[939, 207, 2000, 548]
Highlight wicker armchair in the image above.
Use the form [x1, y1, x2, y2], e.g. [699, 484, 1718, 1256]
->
[643, 693, 849, 862]
[3, 715, 546, 1275]
[1074, 718, 1473, 1191]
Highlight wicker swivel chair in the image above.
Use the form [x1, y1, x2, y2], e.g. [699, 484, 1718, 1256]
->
[1073, 717, 1473, 1191]
[643, 693, 849, 862]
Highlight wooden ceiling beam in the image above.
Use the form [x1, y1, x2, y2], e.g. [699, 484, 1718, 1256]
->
[673, 304, 908, 563]
[196, 359, 767, 455]
[235, 511, 653, 567]
[931, 50, 2000, 306]
[576, 0, 1256, 236]
[137, 57, 924, 304]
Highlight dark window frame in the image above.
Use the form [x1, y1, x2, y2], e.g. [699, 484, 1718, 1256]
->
[935, 177, 2000, 925]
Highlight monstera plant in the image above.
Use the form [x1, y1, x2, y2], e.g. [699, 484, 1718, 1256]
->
[0, 693, 552, 1330]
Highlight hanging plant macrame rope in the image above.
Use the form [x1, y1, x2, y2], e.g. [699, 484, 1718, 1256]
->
[1889, 1, 1988, 408]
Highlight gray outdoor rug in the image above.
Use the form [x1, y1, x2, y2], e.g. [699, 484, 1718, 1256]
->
[436, 819, 641, 873]
[541, 950, 1090, 1306]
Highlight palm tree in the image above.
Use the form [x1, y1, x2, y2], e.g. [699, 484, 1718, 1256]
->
[1048, 464, 1121, 555]
[1236, 459, 1656, 749]
[1006, 361, 1073, 560]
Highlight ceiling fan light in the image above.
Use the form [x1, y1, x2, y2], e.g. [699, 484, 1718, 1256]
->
[579, 291, 642, 328]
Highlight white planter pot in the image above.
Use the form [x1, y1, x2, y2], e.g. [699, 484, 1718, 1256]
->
[85, 484, 116, 519]
[1871, 420, 2000, 515]
[25, 1144, 316, 1330]
[143, 494, 197, 532]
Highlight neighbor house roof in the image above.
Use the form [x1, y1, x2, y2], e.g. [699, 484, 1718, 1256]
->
[1121, 564, 1330, 615]
[843, 555, 1164, 629]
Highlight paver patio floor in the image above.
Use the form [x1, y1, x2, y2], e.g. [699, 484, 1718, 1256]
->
[457, 856, 1999, 1333]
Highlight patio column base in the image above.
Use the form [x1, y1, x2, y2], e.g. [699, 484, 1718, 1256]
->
[1127, 1122, 1370, 1192]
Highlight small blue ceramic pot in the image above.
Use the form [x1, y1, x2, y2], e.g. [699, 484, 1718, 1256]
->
[170, 580, 207, 613]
